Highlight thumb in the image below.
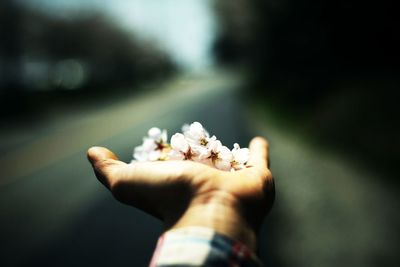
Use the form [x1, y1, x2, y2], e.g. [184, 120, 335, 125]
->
[87, 146, 126, 188]
[247, 137, 270, 169]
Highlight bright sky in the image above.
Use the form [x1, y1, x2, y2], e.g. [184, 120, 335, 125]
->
[21, 0, 217, 71]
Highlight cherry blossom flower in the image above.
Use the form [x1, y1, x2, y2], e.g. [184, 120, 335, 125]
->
[132, 122, 250, 172]
[169, 133, 192, 160]
[183, 122, 223, 162]
[230, 143, 250, 171]
[181, 123, 190, 134]
[207, 139, 233, 171]
[132, 127, 168, 162]
[183, 122, 210, 147]
[133, 138, 157, 162]
[148, 127, 168, 144]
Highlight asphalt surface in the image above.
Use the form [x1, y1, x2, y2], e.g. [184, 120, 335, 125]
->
[0, 71, 251, 267]
[0, 71, 398, 267]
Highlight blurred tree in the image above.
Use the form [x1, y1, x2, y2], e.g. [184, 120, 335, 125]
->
[1, 3, 175, 92]
[214, 0, 399, 101]
[213, 0, 399, 176]
[0, 0, 24, 90]
[22, 12, 174, 90]
[0, 3, 176, 121]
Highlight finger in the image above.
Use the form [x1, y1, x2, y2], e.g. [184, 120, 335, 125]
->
[87, 146, 125, 188]
[247, 136, 269, 169]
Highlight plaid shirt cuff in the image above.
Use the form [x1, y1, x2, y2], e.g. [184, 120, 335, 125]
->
[149, 227, 262, 267]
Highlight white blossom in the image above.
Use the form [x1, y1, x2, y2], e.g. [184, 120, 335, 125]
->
[230, 143, 250, 171]
[181, 123, 190, 133]
[183, 122, 210, 147]
[208, 139, 233, 171]
[132, 127, 168, 162]
[180, 122, 214, 163]
[169, 133, 191, 160]
[132, 122, 250, 172]
[148, 127, 168, 144]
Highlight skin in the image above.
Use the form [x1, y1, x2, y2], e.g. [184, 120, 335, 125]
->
[87, 137, 274, 251]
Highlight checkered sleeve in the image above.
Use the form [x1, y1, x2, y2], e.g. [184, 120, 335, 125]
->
[149, 227, 262, 267]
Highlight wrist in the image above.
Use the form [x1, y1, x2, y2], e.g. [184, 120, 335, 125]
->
[168, 190, 258, 251]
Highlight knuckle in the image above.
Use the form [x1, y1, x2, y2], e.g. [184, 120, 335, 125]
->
[94, 159, 122, 188]
[94, 159, 117, 176]
[257, 167, 272, 180]
[108, 165, 128, 191]
[109, 177, 125, 200]
[95, 158, 113, 169]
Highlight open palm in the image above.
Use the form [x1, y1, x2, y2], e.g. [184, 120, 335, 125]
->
[88, 137, 274, 249]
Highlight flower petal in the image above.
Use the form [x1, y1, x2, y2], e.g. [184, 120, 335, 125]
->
[219, 146, 233, 161]
[171, 133, 189, 152]
[168, 150, 185, 160]
[148, 127, 162, 139]
[191, 144, 211, 160]
[232, 143, 249, 164]
[147, 150, 162, 161]
[161, 129, 168, 143]
[215, 159, 232, 171]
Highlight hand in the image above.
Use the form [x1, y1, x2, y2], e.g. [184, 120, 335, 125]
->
[87, 137, 274, 251]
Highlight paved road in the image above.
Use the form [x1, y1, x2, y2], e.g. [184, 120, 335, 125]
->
[0, 71, 250, 267]
[0, 71, 398, 267]
[252, 115, 399, 267]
